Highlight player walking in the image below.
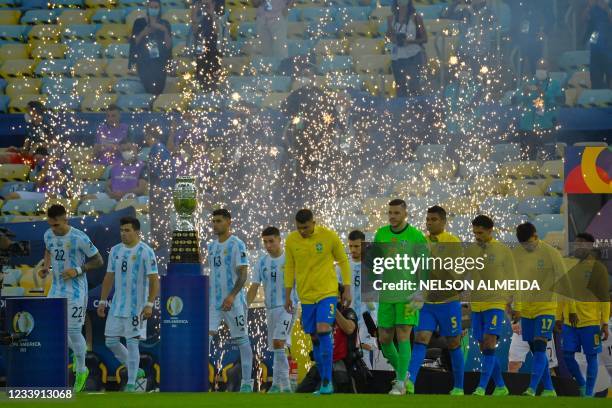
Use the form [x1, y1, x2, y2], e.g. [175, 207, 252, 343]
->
[207, 209, 253, 392]
[40, 204, 104, 392]
[97, 216, 160, 392]
[284, 209, 351, 395]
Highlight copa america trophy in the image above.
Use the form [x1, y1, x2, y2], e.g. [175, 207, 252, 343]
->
[170, 176, 201, 263]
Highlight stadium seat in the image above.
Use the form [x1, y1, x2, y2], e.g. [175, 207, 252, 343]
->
[54, 0, 85, 7]
[250, 56, 282, 75]
[1, 199, 40, 215]
[335, 6, 371, 23]
[72, 58, 107, 77]
[441, 196, 478, 216]
[307, 21, 340, 39]
[8, 93, 45, 112]
[495, 213, 530, 232]
[5, 77, 41, 97]
[287, 21, 307, 39]
[66, 40, 102, 60]
[512, 179, 546, 198]
[0, 25, 25, 42]
[559, 50, 589, 72]
[517, 196, 562, 215]
[223, 56, 250, 75]
[577, 89, 612, 107]
[546, 179, 564, 196]
[326, 73, 362, 90]
[415, 144, 447, 163]
[341, 21, 378, 37]
[0, 163, 30, 183]
[72, 162, 106, 180]
[46, 93, 81, 110]
[125, 8, 147, 28]
[189, 92, 226, 111]
[0, 59, 36, 78]
[348, 38, 384, 56]
[314, 39, 348, 56]
[96, 24, 130, 44]
[21, 10, 57, 25]
[353, 54, 391, 74]
[57, 10, 91, 26]
[490, 143, 521, 163]
[287, 39, 315, 56]
[114, 77, 145, 94]
[0, 44, 29, 62]
[85, 0, 116, 8]
[82, 181, 107, 195]
[422, 161, 456, 180]
[28, 24, 61, 41]
[30, 43, 67, 59]
[479, 197, 519, 215]
[540, 160, 563, 178]
[318, 55, 353, 73]
[532, 214, 564, 237]
[81, 92, 117, 111]
[104, 42, 130, 59]
[163, 8, 190, 24]
[568, 71, 591, 90]
[77, 198, 117, 215]
[498, 161, 539, 179]
[170, 23, 190, 39]
[105, 58, 131, 77]
[0, 181, 35, 198]
[92, 9, 126, 24]
[370, 6, 391, 22]
[152, 93, 186, 112]
[457, 161, 499, 179]
[543, 231, 564, 251]
[0, 95, 8, 113]
[300, 7, 330, 22]
[35, 59, 72, 76]
[0, 10, 20, 25]
[62, 24, 99, 41]
[262, 92, 290, 109]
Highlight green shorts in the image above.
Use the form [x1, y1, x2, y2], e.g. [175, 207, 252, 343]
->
[377, 302, 419, 328]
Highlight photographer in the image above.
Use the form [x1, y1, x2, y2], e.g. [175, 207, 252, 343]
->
[298, 285, 368, 393]
[386, 0, 427, 97]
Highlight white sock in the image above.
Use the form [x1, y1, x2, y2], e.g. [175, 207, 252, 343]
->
[273, 349, 289, 388]
[105, 337, 128, 364]
[126, 337, 140, 385]
[236, 337, 253, 383]
[68, 329, 87, 373]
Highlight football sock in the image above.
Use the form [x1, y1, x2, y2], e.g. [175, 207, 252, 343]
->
[585, 353, 598, 396]
[126, 337, 140, 386]
[563, 351, 585, 386]
[68, 329, 87, 373]
[449, 346, 465, 389]
[236, 336, 253, 383]
[408, 342, 427, 383]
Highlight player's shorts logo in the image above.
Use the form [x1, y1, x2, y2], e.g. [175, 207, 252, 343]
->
[13, 311, 35, 336]
[166, 296, 184, 317]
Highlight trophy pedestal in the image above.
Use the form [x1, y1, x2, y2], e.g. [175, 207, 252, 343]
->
[170, 230, 201, 263]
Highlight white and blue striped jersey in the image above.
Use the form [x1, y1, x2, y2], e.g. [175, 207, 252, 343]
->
[44, 227, 99, 303]
[252, 252, 298, 309]
[337, 259, 364, 316]
[107, 241, 158, 318]
[208, 235, 249, 310]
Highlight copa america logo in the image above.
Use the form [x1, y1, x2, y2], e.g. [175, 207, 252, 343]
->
[166, 296, 184, 317]
[12, 311, 35, 336]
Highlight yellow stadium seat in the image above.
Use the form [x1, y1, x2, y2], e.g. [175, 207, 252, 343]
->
[163, 8, 190, 24]
[152, 93, 186, 112]
[370, 6, 391, 22]
[0, 44, 29, 62]
[28, 25, 62, 42]
[498, 161, 539, 178]
[287, 22, 306, 39]
[174, 57, 196, 76]
[314, 39, 347, 56]
[72, 163, 106, 180]
[105, 57, 132, 77]
[349, 38, 384, 56]
[74, 77, 115, 95]
[5, 78, 41, 98]
[0, 10, 21, 25]
[228, 7, 256, 23]
[422, 161, 457, 180]
[163, 76, 180, 93]
[353, 54, 391, 74]
[441, 197, 478, 216]
[96, 24, 130, 45]
[0, 163, 30, 182]
[57, 10, 92, 26]
[85, 0, 116, 8]
[262, 92, 290, 109]
[568, 71, 590, 89]
[540, 160, 563, 178]
[564, 88, 581, 107]
[81, 93, 118, 112]
[341, 21, 378, 37]
[222, 56, 250, 75]
[126, 9, 147, 28]
[30, 43, 67, 59]
[72, 58, 107, 77]
[8, 94, 46, 113]
[511, 180, 545, 198]
[0, 59, 36, 78]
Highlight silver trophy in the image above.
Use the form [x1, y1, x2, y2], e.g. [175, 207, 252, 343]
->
[173, 176, 197, 232]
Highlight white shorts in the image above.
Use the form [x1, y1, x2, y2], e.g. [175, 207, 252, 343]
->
[266, 306, 294, 349]
[67, 299, 87, 330]
[104, 313, 147, 339]
[602, 320, 612, 373]
[209, 301, 248, 339]
[508, 332, 558, 368]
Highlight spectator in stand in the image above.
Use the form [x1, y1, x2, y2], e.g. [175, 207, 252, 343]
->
[94, 104, 131, 166]
[190, 0, 222, 91]
[386, 0, 428, 97]
[509, 0, 552, 78]
[22, 101, 52, 156]
[129, 0, 173, 95]
[253, 0, 293, 58]
[583, 0, 612, 89]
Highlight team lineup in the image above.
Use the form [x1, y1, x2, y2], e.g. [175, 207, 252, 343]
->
[40, 199, 611, 396]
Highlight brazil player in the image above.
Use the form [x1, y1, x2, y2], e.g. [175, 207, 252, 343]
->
[97, 216, 160, 392]
[39, 204, 104, 392]
[408, 206, 465, 395]
[561, 233, 610, 397]
[374, 199, 427, 395]
[511, 222, 566, 397]
[284, 209, 351, 395]
[246, 226, 296, 393]
[207, 208, 253, 392]
[466, 215, 513, 396]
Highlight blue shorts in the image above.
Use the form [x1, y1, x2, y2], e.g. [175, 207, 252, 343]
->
[417, 301, 462, 337]
[521, 315, 555, 342]
[301, 296, 336, 334]
[471, 309, 505, 342]
[562, 325, 602, 355]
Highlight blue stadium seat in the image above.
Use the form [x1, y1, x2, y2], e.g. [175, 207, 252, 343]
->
[0, 181, 34, 198]
[54, 0, 84, 6]
[479, 197, 519, 214]
[415, 144, 447, 163]
[0, 25, 25, 42]
[490, 143, 521, 163]
[268, 76, 292, 92]
[114, 78, 146, 94]
[20, 0, 47, 9]
[0, 94, 9, 113]
[105, 43, 130, 58]
[65, 40, 102, 61]
[189, 92, 226, 111]
[335, 6, 371, 23]
[287, 39, 316, 56]
[20, 9, 57, 25]
[287, 8, 301, 22]
[327, 74, 362, 90]
[35, 58, 73, 76]
[46, 93, 81, 110]
[116, 93, 154, 111]
[496, 231, 518, 243]
[77, 198, 117, 215]
[517, 197, 562, 215]
[83, 181, 107, 195]
[62, 24, 99, 41]
[236, 21, 256, 39]
[546, 179, 564, 196]
[532, 214, 564, 237]
[559, 50, 590, 72]
[301, 7, 330, 22]
[92, 9, 126, 24]
[318, 55, 353, 73]
[0, 0, 21, 7]
[0, 78, 6, 92]
[118, 0, 147, 7]
[307, 21, 339, 39]
[228, 75, 258, 90]
[171, 22, 190, 39]
[250, 56, 283, 74]
[577, 89, 612, 107]
[41, 77, 76, 95]
[1, 199, 41, 215]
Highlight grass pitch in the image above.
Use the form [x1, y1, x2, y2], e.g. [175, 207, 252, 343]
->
[1, 392, 608, 407]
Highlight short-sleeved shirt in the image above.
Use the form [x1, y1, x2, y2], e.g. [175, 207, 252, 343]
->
[110, 160, 146, 194]
[95, 123, 130, 165]
[44, 226, 99, 303]
[107, 241, 158, 318]
[252, 251, 297, 309]
[208, 235, 249, 310]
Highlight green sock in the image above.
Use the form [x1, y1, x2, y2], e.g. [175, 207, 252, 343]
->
[397, 339, 412, 382]
[381, 342, 399, 370]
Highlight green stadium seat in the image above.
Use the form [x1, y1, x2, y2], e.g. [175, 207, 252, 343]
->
[0, 163, 30, 183]
[96, 23, 130, 44]
[353, 54, 391, 74]
[498, 161, 539, 179]
[74, 77, 114, 94]
[314, 38, 348, 56]
[152, 93, 186, 112]
[105, 57, 132, 77]
[287, 21, 307, 39]
[28, 24, 61, 41]
[163, 8, 190, 24]
[349, 38, 383, 56]
[0, 43, 29, 61]
[490, 143, 521, 163]
[0, 10, 21, 25]
[540, 160, 563, 178]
